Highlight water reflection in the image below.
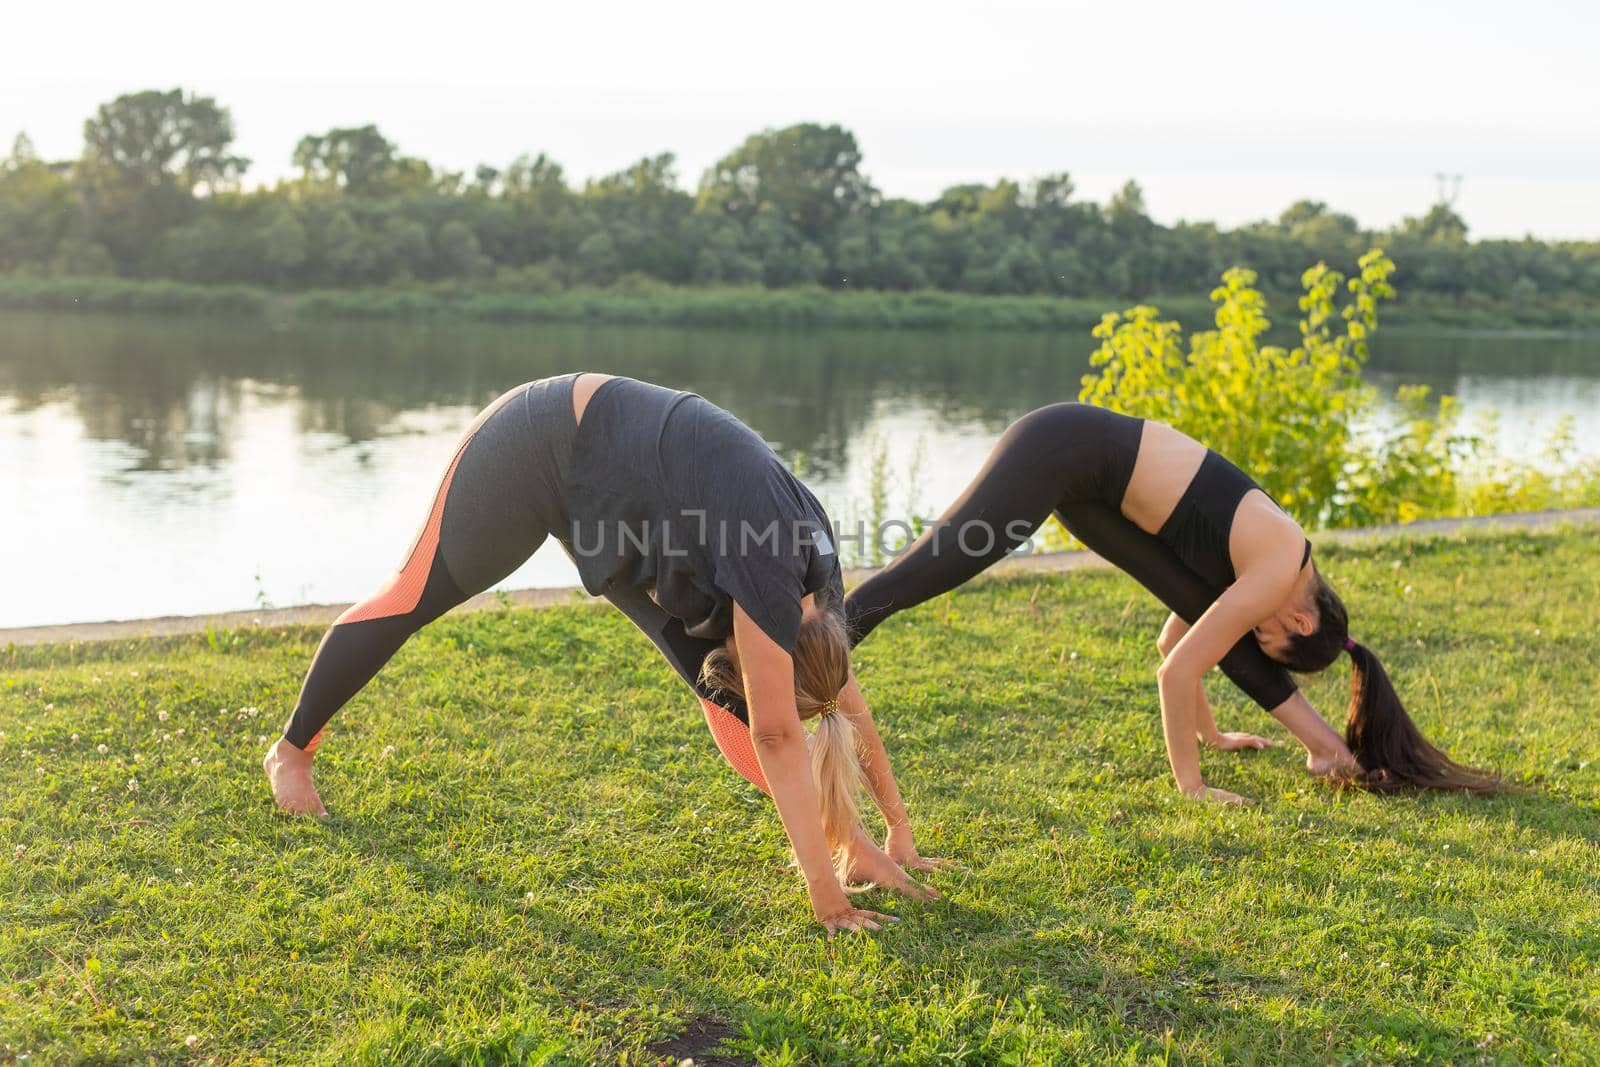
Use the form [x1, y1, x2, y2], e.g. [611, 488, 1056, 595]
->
[1, 311, 1597, 627]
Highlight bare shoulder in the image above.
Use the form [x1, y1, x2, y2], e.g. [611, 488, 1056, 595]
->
[1230, 490, 1306, 581]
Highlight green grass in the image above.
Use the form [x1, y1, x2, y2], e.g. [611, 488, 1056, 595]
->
[3, 527, 1598, 1064]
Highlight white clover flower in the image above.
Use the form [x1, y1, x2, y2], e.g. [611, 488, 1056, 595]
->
[381, 745, 396, 759]
[175, 729, 185, 738]
[185, 1035, 199, 1049]
[191, 757, 202, 766]
[162, 733, 172, 743]
[97, 743, 109, 754]
[71, 734, 80, 743]
[44, 703, 53, 710]
[127, 778, 140, 793]
[12, 844, 23, 856]
[158, 710, 169, 722]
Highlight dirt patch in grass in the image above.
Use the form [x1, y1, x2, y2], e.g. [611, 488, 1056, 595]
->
[643, 1016, 750, 1066]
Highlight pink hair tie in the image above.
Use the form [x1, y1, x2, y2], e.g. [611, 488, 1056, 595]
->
[1343, 637, 1357, 653]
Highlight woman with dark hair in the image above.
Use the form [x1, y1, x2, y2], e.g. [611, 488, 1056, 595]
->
[263, 373, 944, 933]
[845, 403, 1499, 802]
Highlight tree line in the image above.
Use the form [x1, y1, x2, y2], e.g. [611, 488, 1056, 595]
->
[2, 88, 1596, 310]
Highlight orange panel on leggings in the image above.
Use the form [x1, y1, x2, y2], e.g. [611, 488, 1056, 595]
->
[336, 439, 472, 625]
[700, 697, 769, 794]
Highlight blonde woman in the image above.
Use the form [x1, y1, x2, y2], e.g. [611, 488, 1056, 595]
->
[263, 373, 944, 933]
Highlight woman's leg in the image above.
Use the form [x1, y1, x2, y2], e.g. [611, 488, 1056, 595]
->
[845, 404, 1120, 644]
[279, 384, 558, 755]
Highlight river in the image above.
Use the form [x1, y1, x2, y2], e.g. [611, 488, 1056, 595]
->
[2, 312, 1597, 627]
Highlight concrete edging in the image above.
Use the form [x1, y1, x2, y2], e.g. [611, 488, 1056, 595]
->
[3, 506, 1596, 649]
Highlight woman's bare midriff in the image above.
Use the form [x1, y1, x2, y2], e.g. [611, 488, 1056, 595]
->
[571, 372, 615, 426]
[1122, 420, 1208, 534]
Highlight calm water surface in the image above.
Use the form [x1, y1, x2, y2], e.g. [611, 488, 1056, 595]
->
[3, 313, 1597, 627]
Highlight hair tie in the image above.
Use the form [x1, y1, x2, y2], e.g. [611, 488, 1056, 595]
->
[1343, 637, 1357, 653]
[819, 699, 840, 718]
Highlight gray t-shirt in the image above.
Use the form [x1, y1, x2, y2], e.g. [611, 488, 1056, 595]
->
[564, 377, 842, 652]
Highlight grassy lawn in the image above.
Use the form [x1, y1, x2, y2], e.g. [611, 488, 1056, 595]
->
[3, 527, 1597, 1064]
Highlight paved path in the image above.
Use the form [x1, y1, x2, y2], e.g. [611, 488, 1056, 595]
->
[4, 506, 1595, 649]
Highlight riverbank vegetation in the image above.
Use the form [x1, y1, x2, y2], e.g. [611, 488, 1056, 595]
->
[3, 89, 1598, 329]
[2, 525, 1596, 1062]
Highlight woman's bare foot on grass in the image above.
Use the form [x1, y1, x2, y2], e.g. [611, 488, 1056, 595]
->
[263, 737, 327, 816]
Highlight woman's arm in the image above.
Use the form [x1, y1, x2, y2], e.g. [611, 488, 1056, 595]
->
[734, 602, 895, 934]
[1268, 690, 1358, 776]
[1157, 549, 1302, 802]
[1161, 612, 1353, 773]
[838, 671, 910, 833]
[1157, 613, 1277, 752]
[838, 670, 950, 874]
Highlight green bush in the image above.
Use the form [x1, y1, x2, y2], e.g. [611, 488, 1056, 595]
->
[1079, 250, 1599, 528]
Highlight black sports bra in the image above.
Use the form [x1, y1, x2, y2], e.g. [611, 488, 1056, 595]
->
[1156, 450, 1311, 589]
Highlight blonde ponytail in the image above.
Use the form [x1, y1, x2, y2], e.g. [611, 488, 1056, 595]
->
[811, 703, 867, 881]
[700, 606, 869, 873]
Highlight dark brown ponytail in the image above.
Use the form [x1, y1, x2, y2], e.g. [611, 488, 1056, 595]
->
[1281, 573, 1500, 795]
[1340, 641, 1500, 794]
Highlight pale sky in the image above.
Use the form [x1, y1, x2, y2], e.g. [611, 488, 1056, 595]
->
[6, 0, 1597, 239]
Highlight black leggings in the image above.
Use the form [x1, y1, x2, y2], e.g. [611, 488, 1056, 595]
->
[844, 404, 1296, 711]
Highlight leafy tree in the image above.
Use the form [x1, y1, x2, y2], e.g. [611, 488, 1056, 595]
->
[2, 93, 1598, 324]
[697, 123, 875, 242]
[1105, 180, 1149, 228]
[575, 231, 619, 284]
[585, 153, 694, 281]
[259, 208, 307, 284]
[318, 209, 378, 284]
[293, 125, 422, 194]
[1398, 202, 1469, 246]
[81, 89, 248, 193]
[436, 220, 490, 279]
[0, 134, 76, 270]
[77, 90, 248, 270]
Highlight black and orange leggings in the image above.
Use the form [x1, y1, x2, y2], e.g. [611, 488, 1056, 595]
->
[279, 374, 772, 793]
